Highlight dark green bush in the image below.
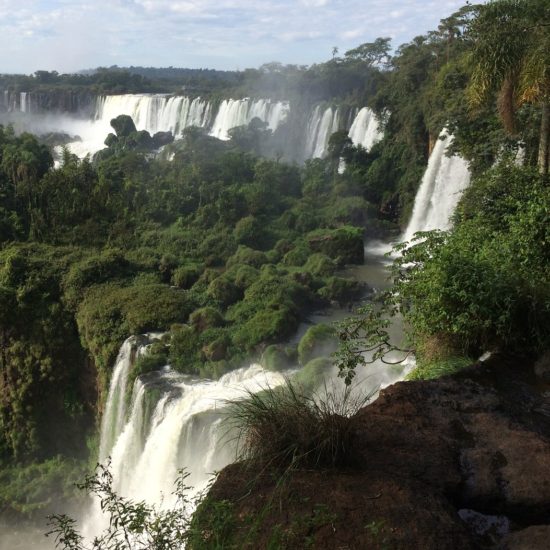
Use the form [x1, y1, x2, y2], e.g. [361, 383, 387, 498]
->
[307, 226, 364, 265]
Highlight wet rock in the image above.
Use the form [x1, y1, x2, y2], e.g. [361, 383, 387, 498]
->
[501, 525, 550, 549]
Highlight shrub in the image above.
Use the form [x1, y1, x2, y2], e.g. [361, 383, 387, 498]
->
[303, 253, 337, 277]
[406, 356, 471, 381]
[169, 325, 201, 374]
[189, 307, 224, 332]
[307, 226, 364, 266]
[294, 357, 333, 392]
[233, 265, 259, 289]
[233, 304, 299, 351]
[233, 216, 262, 247]
[228, 380, 373, 468]
[281, 243, 311, 267]
[206, 277, 242, 307]
[171, 264, 202, 289]
[226, 246, 268, 269]
[318, 277, 363, 303]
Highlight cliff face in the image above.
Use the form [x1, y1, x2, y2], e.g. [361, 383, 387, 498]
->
[195, 356, 550, 549]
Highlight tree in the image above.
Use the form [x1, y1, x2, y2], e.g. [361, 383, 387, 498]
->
[344, 38, 392, 68]
[467, 0, 550, 173]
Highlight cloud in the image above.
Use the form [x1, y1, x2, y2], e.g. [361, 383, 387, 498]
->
[0, 0, 476, 73]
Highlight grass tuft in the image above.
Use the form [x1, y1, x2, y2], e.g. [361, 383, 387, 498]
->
[227, 380, 374, 469]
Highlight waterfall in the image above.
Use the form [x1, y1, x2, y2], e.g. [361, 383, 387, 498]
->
[209, 98, 289, 140]
[20, 92, 30, 113]
[304, 106, 340, 159]
[403, 129, 470, 242]
[85, 334, 288, 537]
[348, 107, 382, 151]
[98, 335, 160, 461]
[94, 94, 212, 136]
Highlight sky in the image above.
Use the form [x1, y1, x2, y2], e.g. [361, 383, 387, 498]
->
[0, 0, 473, 74]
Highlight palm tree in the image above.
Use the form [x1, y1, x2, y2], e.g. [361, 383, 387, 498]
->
[467, 0, 550, 173]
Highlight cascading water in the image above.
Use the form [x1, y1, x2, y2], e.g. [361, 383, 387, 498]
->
[348, 107, 382, 151]
[20, 92, 30, 113]
[402, 129, 470, 242]
[304, 106, 340, 159]
[94, 94, 212, 136]
[209, 98, 289, 140]
[85, 335, 288, 536]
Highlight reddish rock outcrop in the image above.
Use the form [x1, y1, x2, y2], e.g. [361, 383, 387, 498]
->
[196, 356, 550, 549]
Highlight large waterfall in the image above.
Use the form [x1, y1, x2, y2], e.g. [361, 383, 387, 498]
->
[86, 334, 287, 535]
[209, 98, 289, 140]
[402, 129, 470, 242]
[348, 107, 382, 151]
[304, 106, 382, 160]
[94, 94, 213, 136]
[304, 106, 341, 159]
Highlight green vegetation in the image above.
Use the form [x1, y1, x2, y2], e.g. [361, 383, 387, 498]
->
[1, 0, 549, 539]
[228, 380, 372, 469]
[332, 0, 550, 384]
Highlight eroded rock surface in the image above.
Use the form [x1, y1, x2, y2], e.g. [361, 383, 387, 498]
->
[198, 356, 550, 549]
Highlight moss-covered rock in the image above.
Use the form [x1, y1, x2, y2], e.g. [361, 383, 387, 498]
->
[261, 344, 298, 371]
[318, 277, 363, 304]
[307, 226, 364, 266]
[303, 253, 337, 277]
[297, 324, 339, 366]
[189, 307, 225, 332]
[294, 357, 333, 392]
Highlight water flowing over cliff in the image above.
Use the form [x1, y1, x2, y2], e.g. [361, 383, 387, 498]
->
[403, 130, 470, 241]
[304, 106, 341, 159]
[304, 106, 382, 160]
[348, 107, 382, 151]
[94, 94, 213, 136]
[209, 98, 289, 140]
[90, 335, 287, 527]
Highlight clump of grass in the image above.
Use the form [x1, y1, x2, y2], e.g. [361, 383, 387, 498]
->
[227, 380, 374, 469]
[406, 355, 471, 380]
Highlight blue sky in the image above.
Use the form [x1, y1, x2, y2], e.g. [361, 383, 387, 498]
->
[0, 0, 473, 73]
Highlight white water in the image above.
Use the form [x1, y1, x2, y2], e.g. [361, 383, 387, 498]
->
[85, 338, 288, 536]
[402, 129, 470, 242]
[348, 107, 382, 151]
[94, 94, 212, 136]
[304, 106, 341, 159]
[209, 98, 289, 140]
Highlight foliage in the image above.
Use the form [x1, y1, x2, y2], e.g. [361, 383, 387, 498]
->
[261, 344, 297, 372]
[406, 356, 471, 381]
[334, 163, 550, 384]
[47, 464, 198, 550]
[0, 456, 85, 518]
[228, 379, 373, 469]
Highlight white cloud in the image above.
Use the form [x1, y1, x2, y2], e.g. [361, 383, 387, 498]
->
[0, 0, 478, 73]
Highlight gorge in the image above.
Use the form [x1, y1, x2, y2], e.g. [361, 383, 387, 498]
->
[0, 1, 548, 548]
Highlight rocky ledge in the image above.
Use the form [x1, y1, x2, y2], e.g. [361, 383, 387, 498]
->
[196, 355, 550, 549]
